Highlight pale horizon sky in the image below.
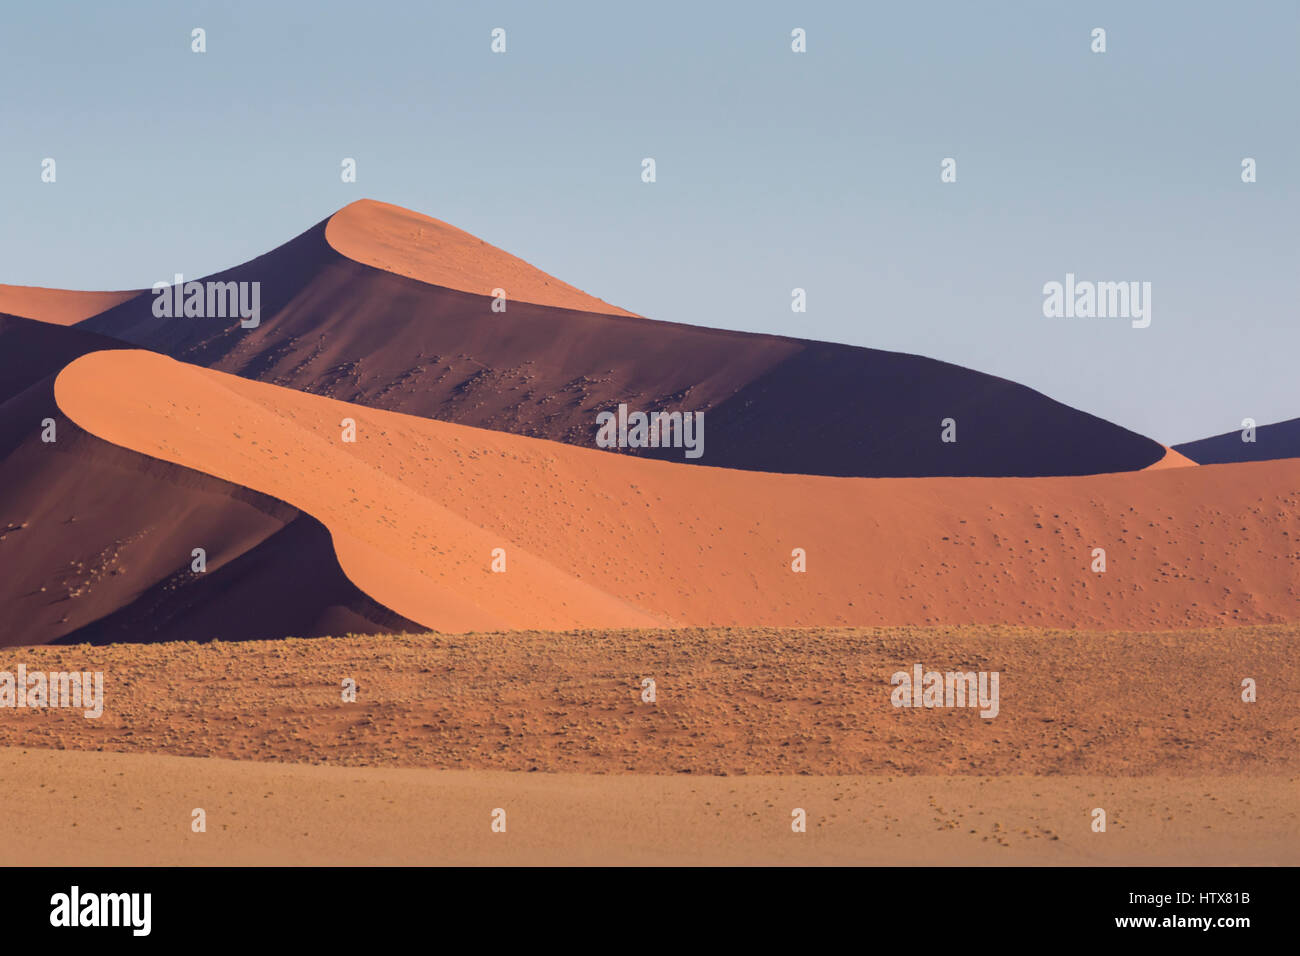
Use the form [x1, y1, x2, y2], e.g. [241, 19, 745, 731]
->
[1, 0, 1295, 446]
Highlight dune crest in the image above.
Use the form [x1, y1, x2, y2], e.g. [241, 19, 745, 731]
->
[324, 198, 639, 317]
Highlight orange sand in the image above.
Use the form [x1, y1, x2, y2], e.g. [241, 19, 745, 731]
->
[325, 199, 639, 317]
[55, 349, 1300, 633]
[1143, 446, 1198, 470]
[1, 748, 1294, 865]
[6, 625, 1296, 776]
[0, 285, 141, 325]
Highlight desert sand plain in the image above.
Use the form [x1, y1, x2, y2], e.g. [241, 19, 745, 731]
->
[1, 625, 1297, 864]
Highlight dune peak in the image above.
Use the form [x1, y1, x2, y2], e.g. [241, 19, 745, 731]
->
[323, 199, 639, 317]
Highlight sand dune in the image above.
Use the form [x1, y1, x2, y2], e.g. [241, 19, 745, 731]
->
[55, 349, 662, 634]
[77, 200, 1166, 477]
[0, 317, 415, 647]
[7, 204, 1294, 870]
[1176, 417, 1300, 465]
[55, 349, 1300, 636]
[0, 285, 141, 325]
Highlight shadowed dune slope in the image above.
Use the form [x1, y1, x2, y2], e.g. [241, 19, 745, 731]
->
[0, 285, 141, 325]
[0, 316, 417, 647]
[57, 513, 420, 646]
[77, 199, 1164, 477]
[56, 349, 1300, 635]
[1175, 417, 1300, 465]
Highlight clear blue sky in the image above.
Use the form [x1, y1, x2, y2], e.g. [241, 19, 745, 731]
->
[1, 0, 1295, 445]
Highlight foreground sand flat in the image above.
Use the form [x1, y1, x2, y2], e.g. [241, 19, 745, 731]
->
[2, 626, 1293, 865]
[1, 747, 1294, 865]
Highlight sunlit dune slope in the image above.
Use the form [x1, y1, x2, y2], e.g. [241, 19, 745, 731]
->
[1143, 446, 1197, 470]
[55, 349, 1300, 635]
[0, 286, 141, 325]
[324, 199, 640, 316]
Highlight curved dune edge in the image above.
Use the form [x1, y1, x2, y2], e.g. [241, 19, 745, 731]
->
[55, 349, 1300, 633]
[324, 199, 640, 318]
[0, 285, 142, 326]
[54, 350, 663, 633]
